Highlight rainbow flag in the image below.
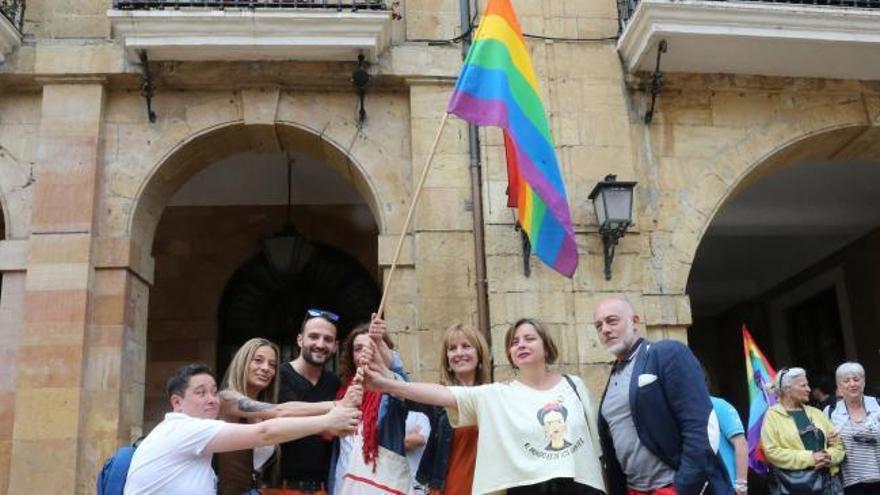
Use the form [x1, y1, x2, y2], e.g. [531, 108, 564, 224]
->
[743, 325, 777, 475]
[447, 0, 578, 277]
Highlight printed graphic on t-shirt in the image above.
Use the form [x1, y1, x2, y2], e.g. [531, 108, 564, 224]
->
[522, 398, 585, 460]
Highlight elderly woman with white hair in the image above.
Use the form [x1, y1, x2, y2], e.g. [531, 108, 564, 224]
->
[761, 367, 844, 494]
[827, 362, 880, 495]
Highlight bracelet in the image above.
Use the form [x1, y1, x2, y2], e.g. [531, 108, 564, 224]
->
[734, 479, 747, 491]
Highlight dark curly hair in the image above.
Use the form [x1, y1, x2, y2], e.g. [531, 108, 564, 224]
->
[339, 323, 395, 379]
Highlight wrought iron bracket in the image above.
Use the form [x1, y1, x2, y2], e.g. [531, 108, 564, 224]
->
[599, 221, 632, 280]
[352, 54, 370, 126]
[644, 39, 667, 124]
[517, 224, 531, 277]
[601, 231, 619, 281]
[139, 51, 157, 123]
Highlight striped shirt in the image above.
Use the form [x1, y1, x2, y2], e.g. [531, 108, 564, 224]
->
[839, 414, 880, 487]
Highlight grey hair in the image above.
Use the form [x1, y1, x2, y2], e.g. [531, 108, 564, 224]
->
[769, 367, 807, 398]
[836, 362, 865, 382]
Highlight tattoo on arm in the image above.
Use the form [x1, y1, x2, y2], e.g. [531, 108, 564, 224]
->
[237, 397, 273, 412]
[219, 389, 274, 413]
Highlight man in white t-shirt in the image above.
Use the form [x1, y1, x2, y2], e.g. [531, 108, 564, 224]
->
[124, 363, 361, 495]
[404, 411, 431, 494]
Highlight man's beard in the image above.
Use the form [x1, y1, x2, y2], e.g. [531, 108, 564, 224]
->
[607, 341, 628, 356]
[606, 322, 636, 357]
[301, 346, 330, 367]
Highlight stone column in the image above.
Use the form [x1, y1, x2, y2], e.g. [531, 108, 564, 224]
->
[642, 294, 693, 343]
[8, 81, 106, 494]
[79, 248, 151, 494]
[0, 240, 27, 494]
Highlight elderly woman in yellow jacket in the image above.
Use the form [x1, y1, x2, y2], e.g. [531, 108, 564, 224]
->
[761, 367, 844, 494]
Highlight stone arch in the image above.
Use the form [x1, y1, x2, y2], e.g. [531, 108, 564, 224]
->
[128, 115, 396, 426]
[129, 121, 387, 257]
[661, 98, 879, 294]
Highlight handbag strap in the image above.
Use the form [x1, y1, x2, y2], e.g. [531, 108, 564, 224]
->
[563, 375, 591, 426]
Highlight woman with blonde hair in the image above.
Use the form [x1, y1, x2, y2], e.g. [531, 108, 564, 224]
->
[216, 338, 362, 494]
[365, 318, 605, 494]
[416, 323, 490, 494]
[761, 367, 844, 495]
[216, 337, 282, 494]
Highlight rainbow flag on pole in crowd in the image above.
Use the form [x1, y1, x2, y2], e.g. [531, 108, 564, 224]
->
[743, 325, 777, 475]
[447, 0, 578, 277]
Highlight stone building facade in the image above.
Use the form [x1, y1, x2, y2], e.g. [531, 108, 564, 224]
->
[1, 0, 879, 493]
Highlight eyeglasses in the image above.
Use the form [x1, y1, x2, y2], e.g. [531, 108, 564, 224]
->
[306, 308, 340, 322]
[853, 435, 878, 445]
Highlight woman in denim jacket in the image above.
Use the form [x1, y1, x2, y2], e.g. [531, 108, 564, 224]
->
[328, 320, 411, 495]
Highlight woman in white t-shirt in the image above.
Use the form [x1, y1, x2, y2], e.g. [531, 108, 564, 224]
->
[364, 318, 606, 495]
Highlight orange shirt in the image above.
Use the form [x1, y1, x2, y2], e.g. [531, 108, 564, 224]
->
[442, 426, 478, 495]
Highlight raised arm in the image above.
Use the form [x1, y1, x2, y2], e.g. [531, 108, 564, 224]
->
[220, 376, 363, 420]
[364, 362, 456, 408]
[219, 389, 333, 420]
[369, 313, 394, 369]
[205, 406, 361, 454]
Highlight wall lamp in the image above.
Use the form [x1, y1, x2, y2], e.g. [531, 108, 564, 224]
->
[588, 174, 637, 280]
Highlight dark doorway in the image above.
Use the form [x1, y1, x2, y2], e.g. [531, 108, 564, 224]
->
[783, 287, 845, 383]
[216, 242, 380, 377]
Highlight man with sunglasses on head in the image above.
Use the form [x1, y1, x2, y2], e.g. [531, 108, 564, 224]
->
[275, 308, 343, 494]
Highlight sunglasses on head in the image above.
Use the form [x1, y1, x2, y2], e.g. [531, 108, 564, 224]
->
[778, 368, 790, 383]
[306, 308, 340, 322]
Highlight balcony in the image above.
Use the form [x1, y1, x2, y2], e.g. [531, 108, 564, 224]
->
[0, 0, 24, 63]
[108, 0, 393, 63]
[617, 0, 880, 80]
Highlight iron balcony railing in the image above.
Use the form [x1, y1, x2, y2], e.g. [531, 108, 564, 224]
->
[0, 0, 25, 32]
[113, 0, 387, 10]
[619, 0, 880, 28]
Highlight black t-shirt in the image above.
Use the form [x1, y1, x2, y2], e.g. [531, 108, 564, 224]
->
[277, 362, 341, 483]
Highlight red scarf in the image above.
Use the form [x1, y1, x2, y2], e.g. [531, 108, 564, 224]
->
[336, 376, 382, 469]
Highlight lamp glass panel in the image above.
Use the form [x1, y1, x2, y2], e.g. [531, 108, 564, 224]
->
[593, 193, 608, 226]
[604, 187, 633, 223]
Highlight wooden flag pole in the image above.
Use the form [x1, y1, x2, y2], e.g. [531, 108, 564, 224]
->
[376, 112, 451, 318]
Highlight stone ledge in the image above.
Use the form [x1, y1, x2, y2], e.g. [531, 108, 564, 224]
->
[93, 237, 155, 286]
[108, 9, 393, 63]
[33, 42, 126, 76]
[619, 0, 880, 79]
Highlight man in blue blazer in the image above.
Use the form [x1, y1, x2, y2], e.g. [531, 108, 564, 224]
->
[593, 297, 732, 495]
